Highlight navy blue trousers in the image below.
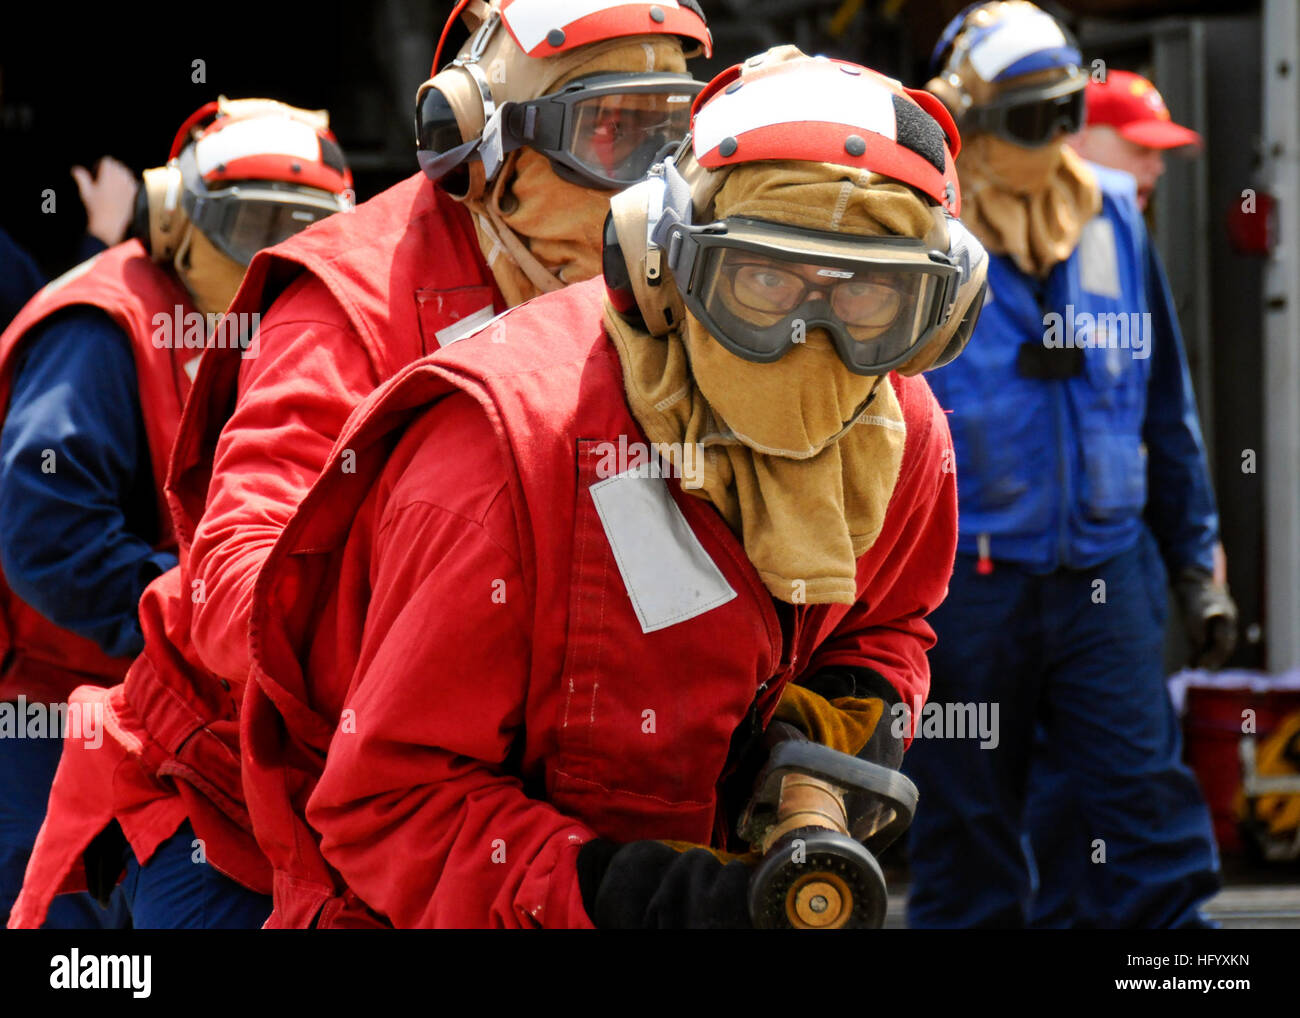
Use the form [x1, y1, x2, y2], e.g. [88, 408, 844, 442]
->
[117, 821, 271, 930]
[0, 729, 128, 928]
[0, 724, 267, 929]
[903, 532, 1220, 928]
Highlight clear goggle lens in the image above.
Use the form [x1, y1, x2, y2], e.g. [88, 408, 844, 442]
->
[566, 91, 695, 184]
[697, 245, 949, 371]
[188, 188, 348, 265]
[726, 259, 907, 328]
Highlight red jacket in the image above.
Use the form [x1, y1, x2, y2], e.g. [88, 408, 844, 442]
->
[0, 241, 191, 703]
[9, 175, 502, 925]
[244, 276, 958, 928]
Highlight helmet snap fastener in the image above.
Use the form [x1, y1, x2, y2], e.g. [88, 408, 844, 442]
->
[547, 28, 566, 47]
[845, 135, 867, 157]
[719, 137, 739, 157]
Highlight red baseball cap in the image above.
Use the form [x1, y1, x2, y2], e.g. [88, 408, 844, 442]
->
[1085, 69, 1202, 150]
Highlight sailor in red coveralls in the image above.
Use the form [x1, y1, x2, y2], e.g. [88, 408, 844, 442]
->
[241, 47, 991, 928]
[0, 98, 352, 928]
[8, 0, 714, 929]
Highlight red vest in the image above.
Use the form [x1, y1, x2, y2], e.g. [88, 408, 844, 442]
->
[0, 241, 192, 702]
[111, 174, 503, 893]
[244, 277, 955, 927]
[168, 173, 501, 554]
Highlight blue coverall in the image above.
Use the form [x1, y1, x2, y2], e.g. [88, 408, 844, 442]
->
[903, 165, 1221, 928]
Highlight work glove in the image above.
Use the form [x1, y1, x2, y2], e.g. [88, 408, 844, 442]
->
[575, 839, 755, 929]
[1173, 566, 1239, 670]
[769, 670, 908, 847]
[719, 667, 902, 844]
[773, 666, 903, 768]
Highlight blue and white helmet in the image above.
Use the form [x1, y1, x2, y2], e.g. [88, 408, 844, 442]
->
[926, 1, 1088, 147]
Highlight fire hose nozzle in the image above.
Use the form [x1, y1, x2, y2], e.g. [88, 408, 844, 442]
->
[740, 741, 918, 929]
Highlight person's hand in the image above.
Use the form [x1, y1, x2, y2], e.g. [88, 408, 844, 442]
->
[1174, 566, 1239, 669]
[576, 839, 755, 929]
[73, 156, 138, 247]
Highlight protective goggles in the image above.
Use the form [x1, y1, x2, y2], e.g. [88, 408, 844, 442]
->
[178, 153, 351, 266]
[966, 75, 1087, 147]
[422, 72, 703, 190]
[659, 217, 962, 376]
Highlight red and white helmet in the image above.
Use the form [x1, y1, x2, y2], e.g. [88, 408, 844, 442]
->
[417, 0, 711, 196]
[139, 97, 353, 267]
[604, 48, 988, 376]
[489, 0, 711, 58]
[688, 51, 962, 216]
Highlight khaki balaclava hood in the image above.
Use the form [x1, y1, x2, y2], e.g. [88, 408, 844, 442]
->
[958, 129, 1100, 278]
[173, 222, 246, 317]
[605, 160, 935, 605]
[469, 38, 687, 306]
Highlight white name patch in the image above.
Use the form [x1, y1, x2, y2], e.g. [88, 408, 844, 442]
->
[589, 470, 736, 633]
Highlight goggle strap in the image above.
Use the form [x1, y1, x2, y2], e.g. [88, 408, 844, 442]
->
[184, 192, 209, 230]
[479, 106, 508, 179]
[418, 136, 483, 182]
[647, 211, 681, 288]
[662, 157, 695, 228]
[663, 222, 697, 289]
[642, 158, 692, 284]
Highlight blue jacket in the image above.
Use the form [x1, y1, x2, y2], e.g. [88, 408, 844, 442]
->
[0, 228, 46, 333]
[0, 230, 107, 332]
[926, 164, 1218, 575]
[0, 308, 177, 658]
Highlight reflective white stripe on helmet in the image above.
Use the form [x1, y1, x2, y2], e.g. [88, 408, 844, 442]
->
[194, 118, 322, 176]
[968, 8, 1067, 81]
[692, 64, 897, 157]
[589, 468, 736, 634]
[502, 0, 681, 53]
